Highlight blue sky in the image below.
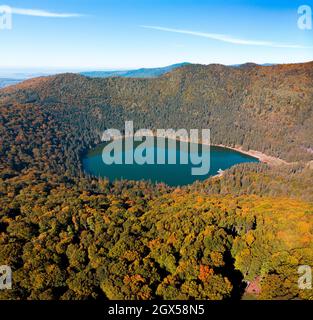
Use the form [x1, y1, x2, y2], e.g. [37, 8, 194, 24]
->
[0, 0, 312, 70]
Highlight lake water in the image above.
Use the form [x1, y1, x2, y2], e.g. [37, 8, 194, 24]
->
[83, 138, 259, 186]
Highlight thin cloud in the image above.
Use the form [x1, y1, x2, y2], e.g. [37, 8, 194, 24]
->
[11, 7, 84, 18]
[141, 25, 311, 49]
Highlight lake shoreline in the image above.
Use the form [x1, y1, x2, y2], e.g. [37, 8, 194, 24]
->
[101, 133, 288, 167]
[211, 144, 288, 167]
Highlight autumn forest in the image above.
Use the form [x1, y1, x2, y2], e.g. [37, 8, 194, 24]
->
[0, 62, 313, 300]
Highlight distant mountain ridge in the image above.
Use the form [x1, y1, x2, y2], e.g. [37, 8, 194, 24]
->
[80, 62, 191, 78]
[0, 78, 22, 89]
[0, 72, 60, 89]
[0, 63, 277, 89]
[0, 63, 191, 88]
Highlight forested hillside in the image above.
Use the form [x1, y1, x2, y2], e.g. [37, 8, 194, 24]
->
[0, 62, 313, 300]
[2, 61, 313, 162]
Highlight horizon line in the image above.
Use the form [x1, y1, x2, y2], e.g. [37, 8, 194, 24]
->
[1, 60, 313, 74]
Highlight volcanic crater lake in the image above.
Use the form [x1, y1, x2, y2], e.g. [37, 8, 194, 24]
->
[83, 137, 259, 186]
